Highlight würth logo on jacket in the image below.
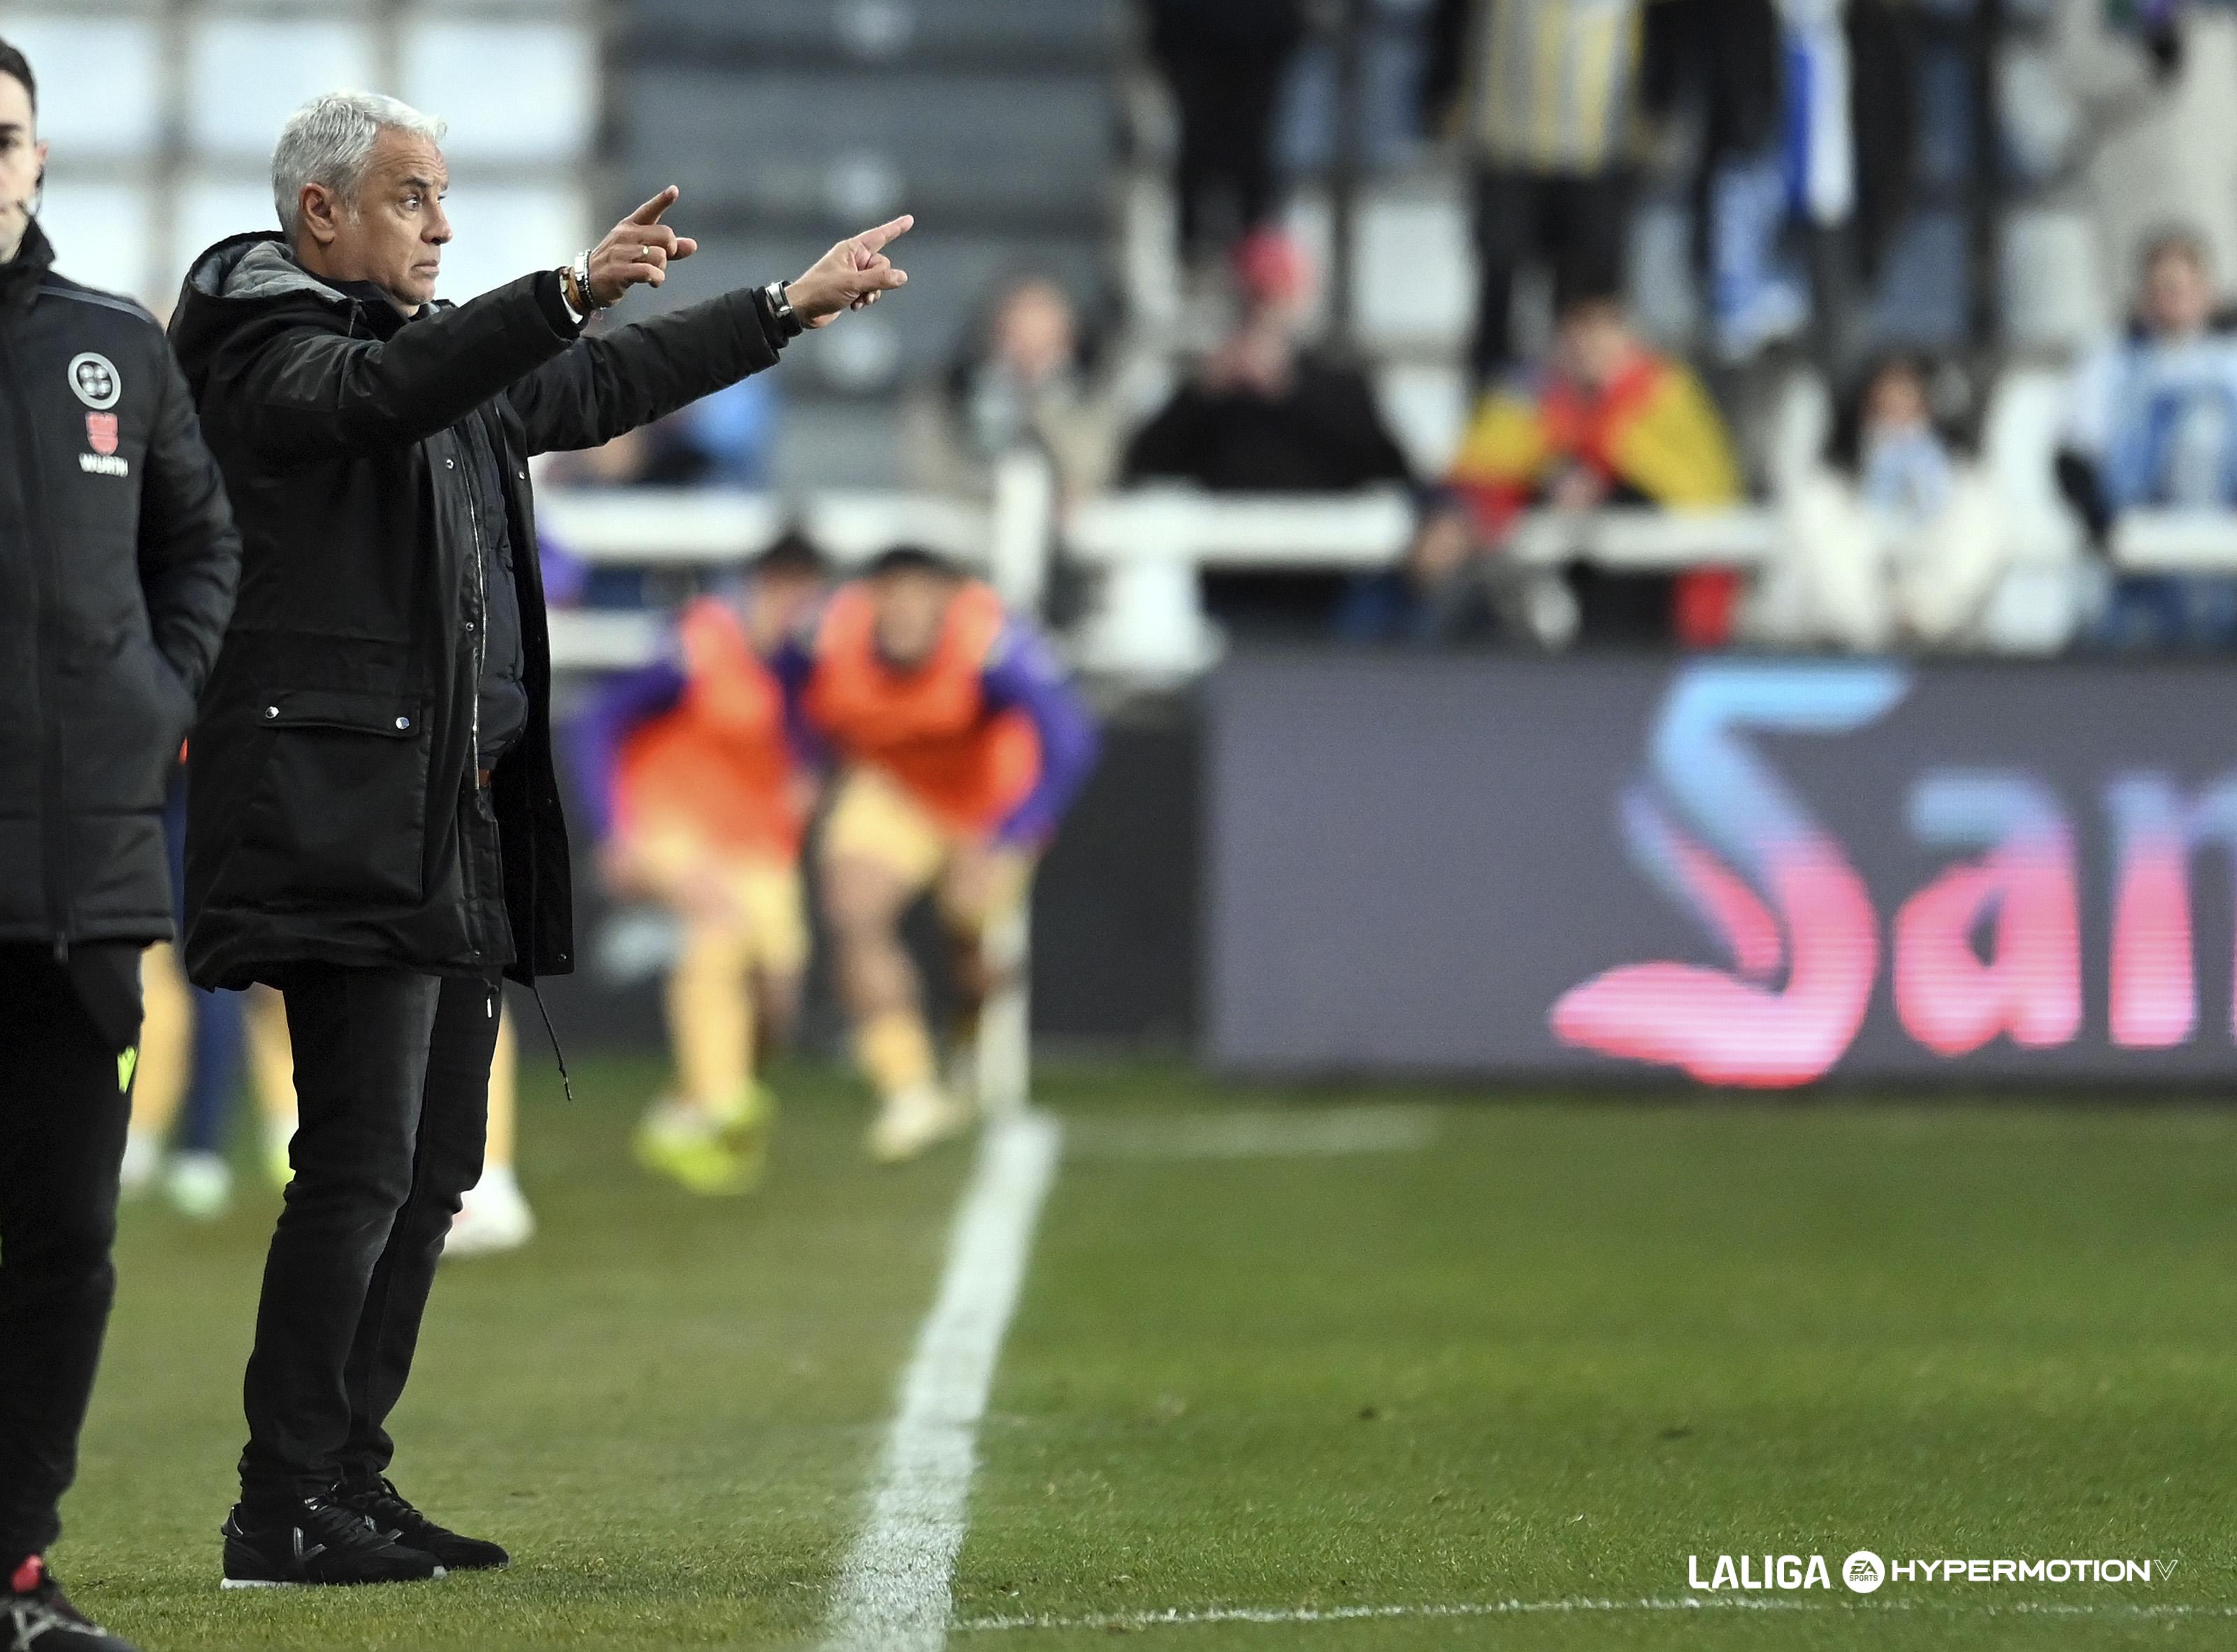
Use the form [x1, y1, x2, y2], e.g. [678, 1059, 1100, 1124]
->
[79, 438, 129, 479]
[79, 415, 129, 477]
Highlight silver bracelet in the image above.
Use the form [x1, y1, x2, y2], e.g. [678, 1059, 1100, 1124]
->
[573, 249, 612, 312]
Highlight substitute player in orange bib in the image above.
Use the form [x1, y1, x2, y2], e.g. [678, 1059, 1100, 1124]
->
[574, 534, 830, 1193]
[784, 547, 1098, 1160]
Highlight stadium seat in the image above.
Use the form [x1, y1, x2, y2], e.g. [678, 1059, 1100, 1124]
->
[617, 68, 1115, 231]
[175, 175, 282, 268]
[187, 17, 379, 159]
[34, 181, 155, 303]
[623, 0, 1122, 69]
[0, 15, 161, 157]
[401, 17, 598, 163]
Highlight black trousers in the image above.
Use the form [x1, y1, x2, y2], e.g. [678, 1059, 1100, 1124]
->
[1471, 167, 1636, 385]
[238, 965, 497, 1511]
[1160, 41, 1297, 260]
[0, 945, 136, 1572]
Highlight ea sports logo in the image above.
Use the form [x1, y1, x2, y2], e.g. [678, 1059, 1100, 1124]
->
[69, 352, 121, 411]
[1843, 1550, 1886, 1594]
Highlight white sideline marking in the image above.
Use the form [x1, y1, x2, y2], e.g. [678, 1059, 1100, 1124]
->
[954, 1595, 2237, 1634]
[1065, 1105, 1443, 1162]
[821, 1110, 1065, 1652]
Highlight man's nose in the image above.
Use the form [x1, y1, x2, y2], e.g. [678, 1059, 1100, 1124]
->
[427, 203, 452, 245]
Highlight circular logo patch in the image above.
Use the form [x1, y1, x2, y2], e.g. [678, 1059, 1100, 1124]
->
[1842, 1551, 1886, 1595]
[68, 352, 121, 410]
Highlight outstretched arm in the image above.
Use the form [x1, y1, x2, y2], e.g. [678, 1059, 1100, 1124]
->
[512, 200, 916, 455]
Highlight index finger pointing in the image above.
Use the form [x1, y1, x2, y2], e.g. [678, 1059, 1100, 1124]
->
[855, 213, 914, 254]
[628, 186, 680, 226]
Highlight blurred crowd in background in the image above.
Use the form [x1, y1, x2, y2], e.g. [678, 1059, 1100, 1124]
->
[519, 0, 2237, 656]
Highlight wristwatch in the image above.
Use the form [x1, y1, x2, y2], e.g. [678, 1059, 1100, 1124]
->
[557, 264, 590, 325]
[762, 280, 805, 339]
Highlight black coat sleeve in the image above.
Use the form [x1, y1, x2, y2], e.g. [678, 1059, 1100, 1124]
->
[214, 271, 579, 464]
[137, 342, 240, 698]
[507, 287, 782, 457]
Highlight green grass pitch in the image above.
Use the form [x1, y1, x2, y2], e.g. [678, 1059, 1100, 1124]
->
[50, 1056, 2237, 1649]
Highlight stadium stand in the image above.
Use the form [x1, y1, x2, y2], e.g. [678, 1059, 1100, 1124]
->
[612, 0, 1124, 487]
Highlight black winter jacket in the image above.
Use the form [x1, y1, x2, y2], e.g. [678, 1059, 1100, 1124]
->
[0, 219, 240, 951]
[168, 234, 782, 991]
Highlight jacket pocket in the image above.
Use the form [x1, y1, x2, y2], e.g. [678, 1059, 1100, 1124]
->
[233, 688, 429, 909]
[136, 638, 197, 754]
[59, 635, 193, 814]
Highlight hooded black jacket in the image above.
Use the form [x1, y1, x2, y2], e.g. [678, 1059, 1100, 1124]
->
[0, 218, 240, 952]
[168, 233, 782, 991]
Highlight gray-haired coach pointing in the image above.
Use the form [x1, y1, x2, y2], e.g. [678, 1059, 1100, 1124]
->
[167, 89, 908, 1589]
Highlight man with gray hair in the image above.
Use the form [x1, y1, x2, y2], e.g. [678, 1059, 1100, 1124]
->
[167, 89, 908, 1588]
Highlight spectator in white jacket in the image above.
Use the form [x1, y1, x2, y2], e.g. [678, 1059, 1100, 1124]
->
[1750, 354, 2011, 653]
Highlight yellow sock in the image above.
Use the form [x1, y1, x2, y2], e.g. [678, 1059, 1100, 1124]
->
[858, 1010, 936, 1100]
[668, 923, 754, 1118]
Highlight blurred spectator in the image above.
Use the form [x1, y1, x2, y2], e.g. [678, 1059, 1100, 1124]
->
[1343, 282, 1741, 645]
[1146, 0, 1309, 267]
[1679, 0, 1917, 364]
[545, 373, 781, 490]
[1124, 230, 1411, 492]
[904, 275, 1120, 505]
[1747, 354, 2010, 652]
[1427, 0, 1645, 383]
[2059, 227, 2237, 649]
[2052, 0, 2237, 324]
[1279, 0, 1437, 177]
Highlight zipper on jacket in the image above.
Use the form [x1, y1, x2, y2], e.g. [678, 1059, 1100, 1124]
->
[466, 455, 485, 764]
[461, 429, 490, 953]
[0, 322, 74, 958]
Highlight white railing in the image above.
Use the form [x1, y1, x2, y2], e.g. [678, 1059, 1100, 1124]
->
[2110, 511, 2237, 572]
[1061, 491, 1790, 675]
[538, 461, 2236, 676]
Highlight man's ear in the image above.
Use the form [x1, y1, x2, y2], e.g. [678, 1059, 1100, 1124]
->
[298, 183, 341, 247]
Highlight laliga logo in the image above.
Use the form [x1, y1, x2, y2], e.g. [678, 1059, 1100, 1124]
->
[1552, 662, 2237, 1086]
[1684, 1550, 1883, 1593]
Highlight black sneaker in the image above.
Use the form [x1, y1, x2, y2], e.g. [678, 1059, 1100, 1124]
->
[2, 1557, 141, 1648]
[337, 1478, 510, 1572]
[220, 1495, 446, 1588]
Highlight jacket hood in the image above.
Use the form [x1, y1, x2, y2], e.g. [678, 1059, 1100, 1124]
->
[168, 231, 359, 397]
